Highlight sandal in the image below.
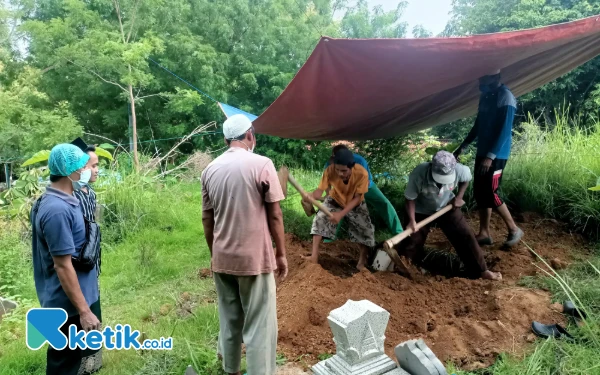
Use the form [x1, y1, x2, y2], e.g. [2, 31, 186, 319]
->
[477, 237, 494, 246]
[563, 301, 587, 320]
[531, 321, 574, 340]
[504, 228, 524, 247]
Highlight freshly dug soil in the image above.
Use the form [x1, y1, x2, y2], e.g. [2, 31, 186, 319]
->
[276, 212, 588, 370]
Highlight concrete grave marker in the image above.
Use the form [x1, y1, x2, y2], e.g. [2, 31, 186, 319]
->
[0, 297, 17, 321]
[312, 300, 401, 375]
[415, 340, 447, 375]
[395, 339, 447, 375]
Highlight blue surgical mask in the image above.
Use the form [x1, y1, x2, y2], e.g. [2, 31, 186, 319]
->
[69, 169, 92, 191]
[79, 169, 92, 184]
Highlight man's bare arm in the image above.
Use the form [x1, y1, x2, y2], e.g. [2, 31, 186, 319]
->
[53, 255, 100, 331]
[452, 181, 469, 208]
[405, 199, 418, 233]
[339, 193, 362, 216]
[455, 181, 469, 201]
[311, 188, 325, 201]
[266, 201, 288, 280]
[202, 208, 215, 256]
[266, 202, 286, 257]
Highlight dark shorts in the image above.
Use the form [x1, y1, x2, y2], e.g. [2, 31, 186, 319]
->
[474, 157, 507, 209]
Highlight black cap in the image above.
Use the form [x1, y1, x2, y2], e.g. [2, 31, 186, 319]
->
[333, 148, 355, 167]
[71, 137, 88, 152]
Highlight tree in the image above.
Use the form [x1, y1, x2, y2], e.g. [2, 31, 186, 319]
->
[7, 0, 428, 169]
[340, 0, 408, 38]
[445, 0, 600, 123]
[15, 0, 345, 167]
[412, 24, 432, 38]
[0, 67, 82, 160]
[20, 0, 171, 170]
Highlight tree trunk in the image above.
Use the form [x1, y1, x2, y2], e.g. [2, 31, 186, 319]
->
[128, 83, 139, 171]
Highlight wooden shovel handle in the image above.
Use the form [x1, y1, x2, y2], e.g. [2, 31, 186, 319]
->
[384, 204, 453, 250]
[287, 174, 334, 218]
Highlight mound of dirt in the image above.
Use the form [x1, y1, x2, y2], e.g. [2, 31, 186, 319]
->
[276, 212, 588, 370]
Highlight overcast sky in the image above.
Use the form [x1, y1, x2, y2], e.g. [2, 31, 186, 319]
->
[366, 0, 453, 36]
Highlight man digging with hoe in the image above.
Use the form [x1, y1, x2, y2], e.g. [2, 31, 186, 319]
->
[394, 151, 502, 281]
[303, 149, 375, 271]
[323, 144, 403, 241]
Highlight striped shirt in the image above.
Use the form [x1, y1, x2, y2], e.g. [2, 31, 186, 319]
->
[74, 186, 97, 222]
[74, 185, 101, 276]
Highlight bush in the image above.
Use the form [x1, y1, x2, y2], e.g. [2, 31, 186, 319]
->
[0, 221, 32, 301]
[501, 110, 600, 239]
[256, 136, 332, 170]
[98, 170, 186, 244]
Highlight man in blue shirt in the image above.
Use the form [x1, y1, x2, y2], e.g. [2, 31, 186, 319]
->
[454, 73, 524, 247]
[32, 144, 100, 375]
[323, 145, 403, 241]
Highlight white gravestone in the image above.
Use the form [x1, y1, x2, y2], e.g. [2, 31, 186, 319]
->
[0, 297, 17, 321]
[395, 339, 447, 375]
[312, 300, 409, 375]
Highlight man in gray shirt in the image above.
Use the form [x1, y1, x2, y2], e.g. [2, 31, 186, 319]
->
[397, 151, 501, 281]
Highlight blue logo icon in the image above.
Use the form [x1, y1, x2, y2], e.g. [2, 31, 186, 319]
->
[26, 308, 68, 350]
[26, 308, 173, 351]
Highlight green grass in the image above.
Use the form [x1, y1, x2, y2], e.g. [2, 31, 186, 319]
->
[501, 110, 600, 239]
[279, 168, 322, 240]
[0, 181, 228, 375]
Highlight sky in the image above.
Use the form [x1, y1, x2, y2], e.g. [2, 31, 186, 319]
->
[366, 0, 453, 36]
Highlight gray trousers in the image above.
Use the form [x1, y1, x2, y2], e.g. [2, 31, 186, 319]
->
[214, 272, 277, 375]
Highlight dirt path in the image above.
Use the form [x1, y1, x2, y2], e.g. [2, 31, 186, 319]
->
[276, 212, 589, 370]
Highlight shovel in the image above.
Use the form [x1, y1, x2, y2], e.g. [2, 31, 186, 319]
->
[277, 166, 334, 218]
[380, 204, 454, 278]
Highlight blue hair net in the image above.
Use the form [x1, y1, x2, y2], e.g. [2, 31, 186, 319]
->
[48, 144, 90, 177]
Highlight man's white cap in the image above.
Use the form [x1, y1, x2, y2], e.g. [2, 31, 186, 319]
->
[223, 114, 253, 140]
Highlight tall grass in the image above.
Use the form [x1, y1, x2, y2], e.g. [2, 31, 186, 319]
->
[502, 110, 600, 239]
[279, 168, 322, 240]
[99, 173, 186, 244]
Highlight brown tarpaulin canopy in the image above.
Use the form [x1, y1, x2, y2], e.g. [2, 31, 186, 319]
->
[253, 16, 600, 140]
